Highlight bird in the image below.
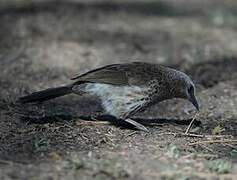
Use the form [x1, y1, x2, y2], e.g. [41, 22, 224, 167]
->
[18, 62, 199, 131]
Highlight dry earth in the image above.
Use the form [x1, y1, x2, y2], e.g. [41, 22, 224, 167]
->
[0, 0, 237, 179]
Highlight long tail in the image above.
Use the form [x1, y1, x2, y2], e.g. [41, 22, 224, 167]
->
[18, 85, 73, 103]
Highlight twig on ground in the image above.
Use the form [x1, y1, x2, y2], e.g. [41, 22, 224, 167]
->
[76, 120, 111, 126]
[189, 139, 237, 146]
[145, 171, 236, 179]
[0, 159, 13, 165]
[63, 124, 74, 130]
[199, 144, 215, 153]
[0, 159, 28, 165]
[124, 131, 138, 138]
[158, 132, 233, 139]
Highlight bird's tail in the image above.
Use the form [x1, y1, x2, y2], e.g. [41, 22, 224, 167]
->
[18, 85, 72, 103]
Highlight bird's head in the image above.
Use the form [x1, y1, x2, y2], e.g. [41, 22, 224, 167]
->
[170, 70, 199, 111]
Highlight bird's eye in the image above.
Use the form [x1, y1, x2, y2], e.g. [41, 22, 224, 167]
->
[188, 85, 194, 94]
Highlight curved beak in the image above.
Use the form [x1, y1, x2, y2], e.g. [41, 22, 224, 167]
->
[188, 93, 199, 111]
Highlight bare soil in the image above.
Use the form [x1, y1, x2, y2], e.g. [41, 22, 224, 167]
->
[0, 0, 237, 179]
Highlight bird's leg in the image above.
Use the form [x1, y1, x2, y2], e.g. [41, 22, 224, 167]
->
[89, 114, 148, 131]
[123, 118, 149, 132]
[94, 114, 148, 131]
[120, 104, 149, 132]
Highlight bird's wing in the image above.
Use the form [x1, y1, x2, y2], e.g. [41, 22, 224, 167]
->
[71, 64, 129, 85]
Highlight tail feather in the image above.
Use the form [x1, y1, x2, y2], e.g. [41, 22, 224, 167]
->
[18, 85, 72, 103]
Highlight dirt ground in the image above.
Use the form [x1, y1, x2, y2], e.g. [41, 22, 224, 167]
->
[0, 0, 237, 179]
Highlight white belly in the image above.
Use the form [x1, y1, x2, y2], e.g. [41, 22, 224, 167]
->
[79, 83, 148, 117]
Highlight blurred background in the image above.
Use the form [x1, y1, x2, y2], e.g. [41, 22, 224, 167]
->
[0, 0, 237, 179]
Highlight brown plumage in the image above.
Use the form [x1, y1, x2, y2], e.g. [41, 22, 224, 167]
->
[18, 62, 199, 131]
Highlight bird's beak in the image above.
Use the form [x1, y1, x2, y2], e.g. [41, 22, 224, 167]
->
[188, 93, 199, 111]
